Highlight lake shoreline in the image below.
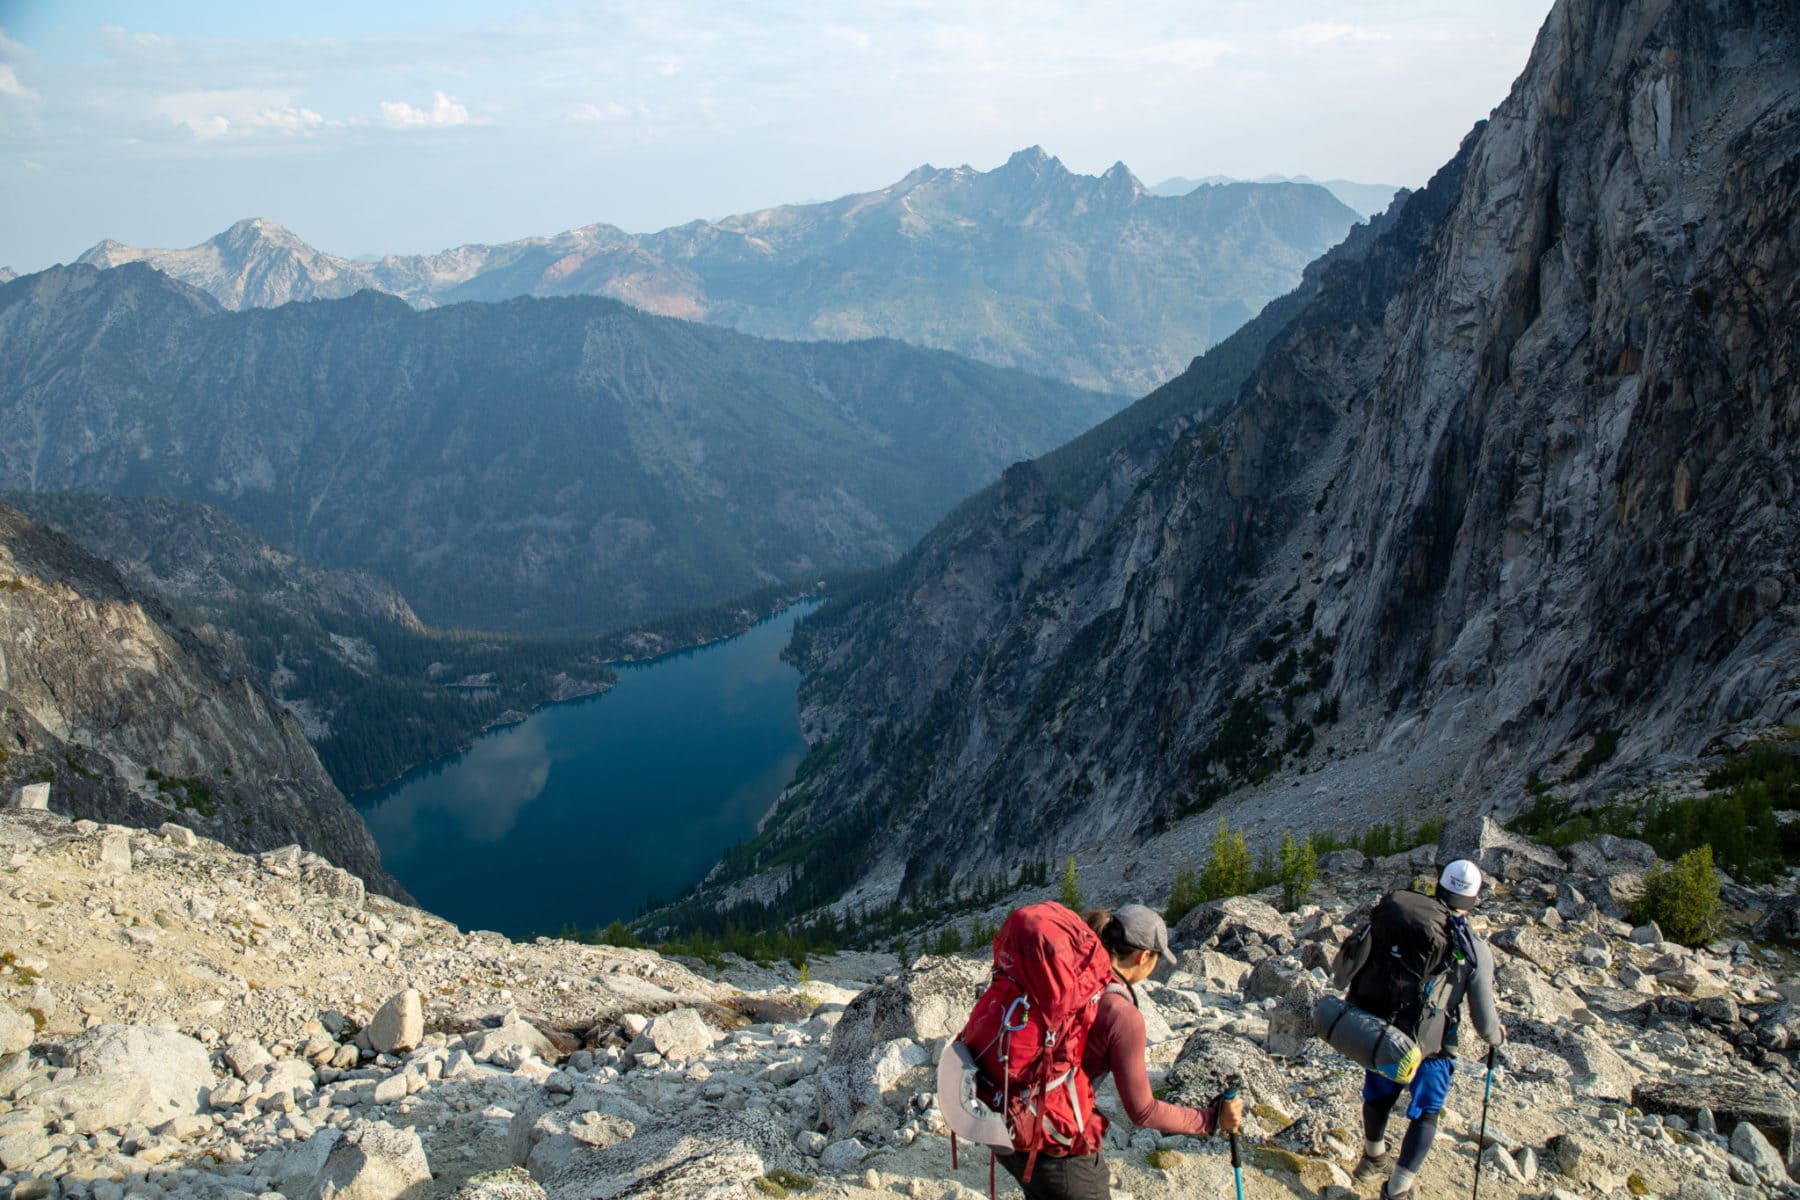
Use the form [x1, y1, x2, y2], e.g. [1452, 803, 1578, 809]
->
[353, 599, 824, 937]
[343, 582, 830, 797]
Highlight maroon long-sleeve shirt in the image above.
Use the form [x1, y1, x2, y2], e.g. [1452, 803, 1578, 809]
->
[1084, 981, 1216, 1137]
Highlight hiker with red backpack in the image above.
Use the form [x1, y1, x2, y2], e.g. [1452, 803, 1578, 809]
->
[1328, 859, 1505, 1198]
[939, 901, 1241, 1200]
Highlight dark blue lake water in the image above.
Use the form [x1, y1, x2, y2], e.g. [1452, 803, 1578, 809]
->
[354, 601, 819, 937]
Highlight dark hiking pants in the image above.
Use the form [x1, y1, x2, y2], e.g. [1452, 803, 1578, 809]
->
[997, 1150, 1110, 1200]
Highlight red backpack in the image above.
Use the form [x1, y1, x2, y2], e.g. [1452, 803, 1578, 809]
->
[952, 902, 1116, 1181]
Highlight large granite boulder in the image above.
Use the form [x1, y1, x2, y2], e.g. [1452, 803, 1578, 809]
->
[305, 1120, 432, 1200]
[1436, 816, 1562, 882]
[60, 1025, 213, 1125]
[824, 955, 988, 1068]
[1161, 1030, 1292, 1134]
[366, 990, 424, 1056]
[1751, 893, 1800, 945]
[1173, 897, 1288, 954]
[1634, 1077, 1800, 1157]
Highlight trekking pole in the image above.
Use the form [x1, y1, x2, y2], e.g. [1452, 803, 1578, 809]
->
[1218, 1072, 1244, 1200]
[1472, 1044, 1497, 1200]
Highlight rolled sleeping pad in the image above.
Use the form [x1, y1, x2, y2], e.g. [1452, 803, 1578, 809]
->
[1312, 993, 1423, 1084]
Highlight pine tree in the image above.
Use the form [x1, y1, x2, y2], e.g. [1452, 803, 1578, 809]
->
[1197, 819, 1253, 901]
[1277, 829, 1318, 910]
[1060, 856, 1084, 912]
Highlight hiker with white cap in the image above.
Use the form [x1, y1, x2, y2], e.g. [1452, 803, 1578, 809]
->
[1329, 859, 1505, 1197]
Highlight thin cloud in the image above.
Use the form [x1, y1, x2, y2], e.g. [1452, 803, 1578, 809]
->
[1126, 38, 1233, 70]
[0, 64, 34, 100]
[152, 89, 325, 140]
[1283, 22, 1392, 46]
[824, 25, 872, 52]
[379, 92, 470, 129]
[571, 100, 648, 124]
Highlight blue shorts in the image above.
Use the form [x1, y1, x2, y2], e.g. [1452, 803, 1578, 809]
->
[1363, 1055, 1456, 1120]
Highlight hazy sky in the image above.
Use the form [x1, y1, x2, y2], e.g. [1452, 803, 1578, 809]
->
[0, 0, 1555, 272]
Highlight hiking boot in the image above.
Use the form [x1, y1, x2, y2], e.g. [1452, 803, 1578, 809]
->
[1352, 1146, 1394, 1191]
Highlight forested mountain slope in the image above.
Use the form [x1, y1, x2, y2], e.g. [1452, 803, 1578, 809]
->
[0, 266, 1117, 631]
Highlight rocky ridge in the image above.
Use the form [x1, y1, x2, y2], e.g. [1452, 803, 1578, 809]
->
[0, 264, 1117, 632]
[74, 153, 1363, 394]
[0, 801, 1796, 1199]
[0, 493, 620, 795]
[0, 505, 403, 898]
[1146, 176, 1402, 219]
[734, 0, 1800, 909]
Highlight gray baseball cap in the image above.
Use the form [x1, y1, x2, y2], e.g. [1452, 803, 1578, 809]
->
[1114, 904, 1179, 967]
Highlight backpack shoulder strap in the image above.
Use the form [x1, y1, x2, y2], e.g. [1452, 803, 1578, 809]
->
[1446, 914, 1479, 967]
[1103, 979, 1138, 1008]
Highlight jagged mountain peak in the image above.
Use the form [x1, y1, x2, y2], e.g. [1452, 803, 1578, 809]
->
[215, 216, 309, 249]
[1001, 144, 1058, 170]
[74, 237, 142, 268]
[70, 147, 1361, 392]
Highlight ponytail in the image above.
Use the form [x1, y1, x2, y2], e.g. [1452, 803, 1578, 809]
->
[1084, 908, 1134, 958]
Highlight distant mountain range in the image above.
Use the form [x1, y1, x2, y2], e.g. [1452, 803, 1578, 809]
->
[0, 263, 1120, 632]
[0, 268, 13, 285]
[1147, 174, 1401, 217]
[75, 148, 1363, 394]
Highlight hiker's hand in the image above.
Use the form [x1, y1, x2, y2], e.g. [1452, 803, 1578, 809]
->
[1214, 1096, 1243, 1134]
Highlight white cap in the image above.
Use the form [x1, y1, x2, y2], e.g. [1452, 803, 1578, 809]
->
[1438, 859, 1482, 910]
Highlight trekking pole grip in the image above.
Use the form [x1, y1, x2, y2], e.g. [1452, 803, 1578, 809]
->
[1216, 1072, 1244, 1165]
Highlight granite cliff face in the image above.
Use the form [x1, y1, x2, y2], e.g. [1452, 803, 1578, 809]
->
[0, 267, 1116, 631]
[0, 505, 404, 896]
[75, 153, 1361, 394]
[718, 0, 1800, 913]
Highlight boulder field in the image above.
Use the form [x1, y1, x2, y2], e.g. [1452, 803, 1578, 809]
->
[0, 807, 1794, 1199]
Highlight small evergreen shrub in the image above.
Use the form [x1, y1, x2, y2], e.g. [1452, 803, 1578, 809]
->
[1165, 864, 1204, 926]
[1277, 830, 1318, 910]
[1060, 856, 1084, 912]
[1633, 846, 1720, 946]
[595, 920, 642, 948]
[1197, 820, 1253, 902]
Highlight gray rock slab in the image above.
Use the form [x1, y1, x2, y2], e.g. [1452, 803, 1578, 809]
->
[1162, 1030, 1291, 1132]
[65, 1024, 213, 1123]
[1634, 1078, 1800, 1157]
[305, 1120, 431, 1200]
[8, 783, 48, 811]
[528, 1109, 802, 1200]
[1174, 896, 1289, 952]
[453, 1168, 546, 1200]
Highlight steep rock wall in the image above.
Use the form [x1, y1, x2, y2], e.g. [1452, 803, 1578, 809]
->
[0, 505, 405, 897]
[725, 0, 1800, 913]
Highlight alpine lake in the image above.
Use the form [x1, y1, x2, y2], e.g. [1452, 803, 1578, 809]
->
[354, 601, 821, 938]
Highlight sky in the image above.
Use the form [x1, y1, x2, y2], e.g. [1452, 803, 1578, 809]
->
[0, 0, 1556, 273]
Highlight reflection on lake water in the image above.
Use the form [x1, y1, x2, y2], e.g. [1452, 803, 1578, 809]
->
[355, 602, 820, 937]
